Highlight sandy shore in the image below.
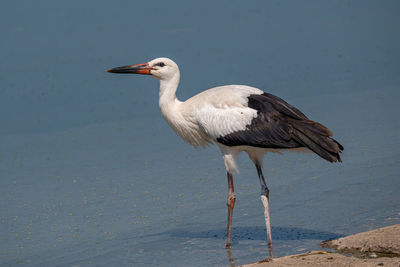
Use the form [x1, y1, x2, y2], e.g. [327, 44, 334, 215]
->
[241, 224, 400, 267]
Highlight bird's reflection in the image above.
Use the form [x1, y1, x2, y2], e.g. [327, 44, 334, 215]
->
[226, 248, 235, 267]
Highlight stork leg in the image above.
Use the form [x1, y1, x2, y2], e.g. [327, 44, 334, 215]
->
[226, 172, 236, 248]
[255, 163, 274, 260]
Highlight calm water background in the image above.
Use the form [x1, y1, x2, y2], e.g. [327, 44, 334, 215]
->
[1, 1, 400, 266]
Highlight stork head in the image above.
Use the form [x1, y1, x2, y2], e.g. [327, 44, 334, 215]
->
[106, 57, 179, 81]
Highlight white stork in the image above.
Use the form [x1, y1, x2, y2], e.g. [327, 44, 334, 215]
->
[107, 57, 343, 259]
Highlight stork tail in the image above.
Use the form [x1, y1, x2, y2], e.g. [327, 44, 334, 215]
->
[290, 119, 344, 163]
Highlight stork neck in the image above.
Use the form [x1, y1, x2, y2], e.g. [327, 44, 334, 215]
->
[158, 72, 181, 109]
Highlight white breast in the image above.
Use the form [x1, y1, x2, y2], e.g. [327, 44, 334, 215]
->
[161, 100, 212, 148]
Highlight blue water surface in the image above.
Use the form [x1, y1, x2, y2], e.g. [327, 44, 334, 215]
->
[1, 1, 399, 266]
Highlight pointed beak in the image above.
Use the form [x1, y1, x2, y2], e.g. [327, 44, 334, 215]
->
[106, 63, 153, 75]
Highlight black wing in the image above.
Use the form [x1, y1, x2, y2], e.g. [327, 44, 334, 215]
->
[216, 92, 343, 162]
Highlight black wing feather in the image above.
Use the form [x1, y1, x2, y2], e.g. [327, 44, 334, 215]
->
[216, 92, 343, 162]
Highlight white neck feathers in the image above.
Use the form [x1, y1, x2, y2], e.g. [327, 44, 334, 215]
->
[158, 72, 180, 107]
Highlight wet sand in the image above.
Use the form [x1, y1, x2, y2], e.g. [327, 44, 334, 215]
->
[322, 224, 400, 256]
[242, 224, 400, 267]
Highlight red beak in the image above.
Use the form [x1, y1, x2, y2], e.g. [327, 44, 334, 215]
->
[106, 63, 153, 75]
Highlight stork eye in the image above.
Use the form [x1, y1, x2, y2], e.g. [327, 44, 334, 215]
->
[156, 62, 165, 67]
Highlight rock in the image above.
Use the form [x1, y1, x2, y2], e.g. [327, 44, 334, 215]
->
[322, 224, 400, 256]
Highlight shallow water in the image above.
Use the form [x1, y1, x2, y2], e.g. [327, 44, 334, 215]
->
[1, 1, 400, 266]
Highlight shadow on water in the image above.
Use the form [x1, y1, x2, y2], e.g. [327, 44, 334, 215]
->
[125, 226, 343, 266]
[166, 226, 343, 242]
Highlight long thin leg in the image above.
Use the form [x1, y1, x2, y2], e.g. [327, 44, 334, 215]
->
[255, 163, 274, 260]
[226, 172, 236, 248]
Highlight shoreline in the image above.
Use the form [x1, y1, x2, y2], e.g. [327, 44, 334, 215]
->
[241, 224, 400, 267]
